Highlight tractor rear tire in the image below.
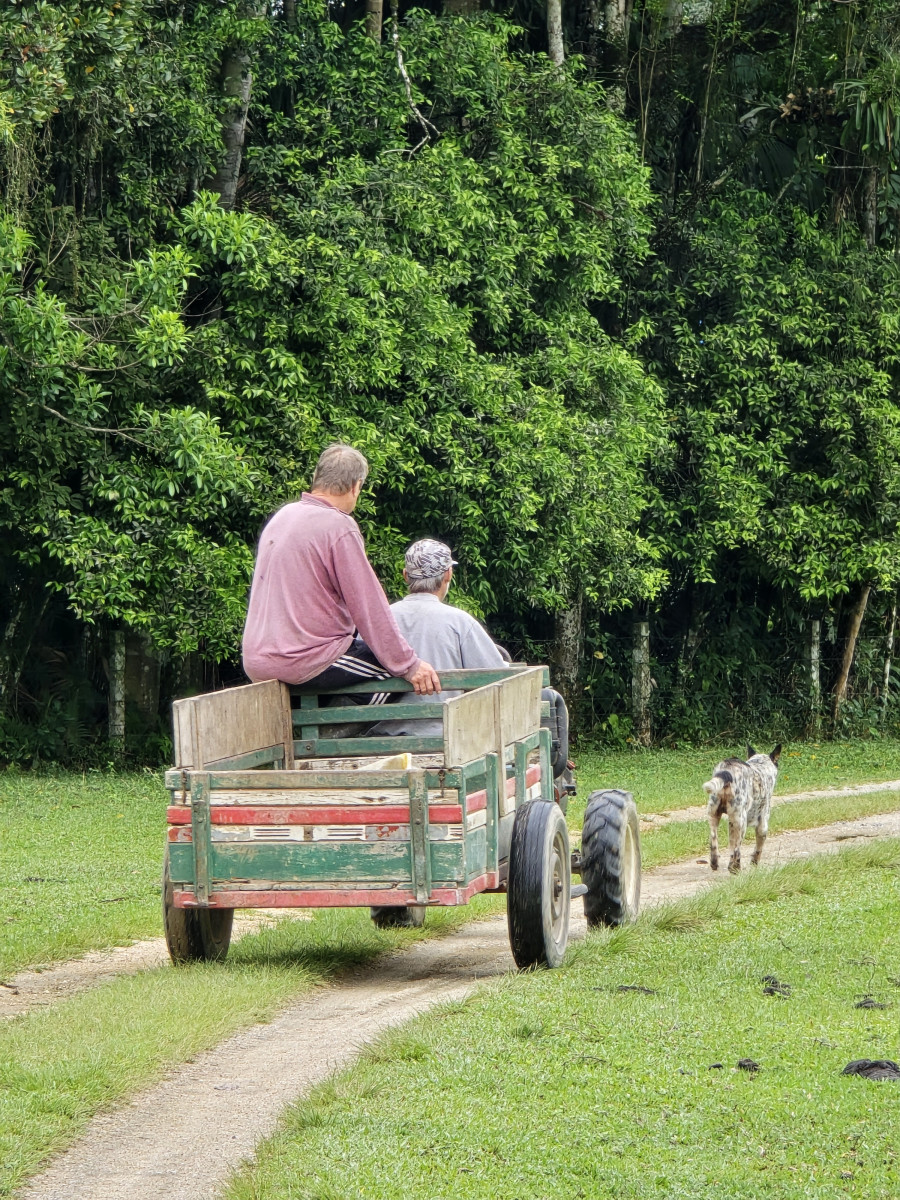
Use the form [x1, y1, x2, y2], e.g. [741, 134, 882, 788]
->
[162, 848, 234, 963]
[370, 905, 426, 929]
[507, 800, 570, 969]
[580, 790, 641, 928]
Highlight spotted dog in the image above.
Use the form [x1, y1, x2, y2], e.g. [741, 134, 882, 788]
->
[703, 745, 782, 874]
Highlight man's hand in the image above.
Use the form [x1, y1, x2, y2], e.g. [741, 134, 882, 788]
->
[407, 660, 441, 695]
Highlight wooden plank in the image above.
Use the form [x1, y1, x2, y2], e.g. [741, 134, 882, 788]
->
[169, 840, 413, 884]
[429, 841, 465, 887]
[173, 680, 291, 770]
[291, 665, 549, 697]
[190, 773, 211, 905]
[484, 752, 500, 877]
[165, 766, 460, 792]
[166, 803, 465, 826]
[297, 736, 443, 758]
[497, 667, 543, 748]
[408, 769, 431, 903]
[291, 702, 447, 727]
[514, 740, 530, 810]
[172, 874, 497, 909]
[538, 726, 552, 798]
[442, 684, 499, 767]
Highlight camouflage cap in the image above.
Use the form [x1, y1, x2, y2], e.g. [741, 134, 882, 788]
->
[404, 539, 457, 581]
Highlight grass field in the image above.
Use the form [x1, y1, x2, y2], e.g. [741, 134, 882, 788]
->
[0, 901, 501, 1198]
[223, 843, 900, 1200]
[576, 736, 900, 815]
[3, 737, 900, 977]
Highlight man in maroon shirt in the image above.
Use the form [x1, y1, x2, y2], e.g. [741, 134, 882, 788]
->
[242, 444, 440, 700]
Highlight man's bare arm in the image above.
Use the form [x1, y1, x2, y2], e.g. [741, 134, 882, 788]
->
[407, 660, 441, 695]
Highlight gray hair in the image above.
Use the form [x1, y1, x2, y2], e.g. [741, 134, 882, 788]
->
[311, 443, 369, 494]
[408, 572, 446, 594]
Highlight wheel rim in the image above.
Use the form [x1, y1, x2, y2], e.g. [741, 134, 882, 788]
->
[622, 821, 639, 916]
[549, 829, 568, 948]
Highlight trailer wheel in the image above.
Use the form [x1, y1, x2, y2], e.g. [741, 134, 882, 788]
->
[162, 848, 234, 963]
[580, 790, 641, 927]
[369, 905, 426, 929]
[507, 800, 570, 969]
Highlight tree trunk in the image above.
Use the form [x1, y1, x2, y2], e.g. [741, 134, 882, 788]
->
[632, 615, 651, 746]
[547, 0, 565, 66]
[366, 0, 383, 42]
[109, 628, 126, 746]
[283, 0, 297, 24]
[832, 584, 871, 725]
[550, 592, 583, 716]
[203, 50, 253, 210]
[603, 0, 631, 40]
[808, 616, 821, 736]
[862, 166, 878, 250]
[882, 597, 897, 723]
[125, 632, 161, 735]
[444, 0, 480, 11]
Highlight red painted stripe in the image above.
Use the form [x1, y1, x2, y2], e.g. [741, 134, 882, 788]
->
[464, 762, 541, 814]
[172, 873, 498, 910]
[166, 804, 463, 826]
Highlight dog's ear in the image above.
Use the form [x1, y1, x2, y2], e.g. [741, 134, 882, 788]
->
[770, 744, 782, 765]
[747, 744, 757, 759]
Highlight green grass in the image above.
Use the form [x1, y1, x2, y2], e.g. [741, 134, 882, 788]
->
[638, 787, 900, 871]
[0, 898, 502, 1198]
[576, 736, 900, 818]
[4, 742, 900, 978]
[0, 770, 166, 978]
[223, 841, 900, 1200]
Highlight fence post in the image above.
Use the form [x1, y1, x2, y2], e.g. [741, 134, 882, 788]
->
[632, 616, 651, 746]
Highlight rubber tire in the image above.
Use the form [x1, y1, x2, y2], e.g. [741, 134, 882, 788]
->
[162, 848, 234, 963]
[507, 800, 571, 969]
[540, 688, 570, 779]
[369, 905, 426, 929]
[580, 790, 641, 928]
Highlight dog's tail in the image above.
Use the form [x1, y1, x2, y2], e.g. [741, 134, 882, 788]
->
[703, 770, 735, 804]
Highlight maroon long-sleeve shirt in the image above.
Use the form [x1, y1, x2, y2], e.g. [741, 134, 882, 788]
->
[241, 494, 420, 686]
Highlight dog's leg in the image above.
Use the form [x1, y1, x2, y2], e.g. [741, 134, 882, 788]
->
[728, 810, 744, 874]
[709, 807, 720, 872]
[751, 802, 771, 866]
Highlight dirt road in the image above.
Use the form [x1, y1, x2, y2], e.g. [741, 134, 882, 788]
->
[18, 809, 900, 1200]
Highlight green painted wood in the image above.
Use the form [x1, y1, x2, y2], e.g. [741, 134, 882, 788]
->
[186, 841, 413, 884]
[463, 826, 487, 881]
[429, 841, 466, 886]
[170, 840, 469, 891]
[408, 768, 431, 903]
[292, 702, 447, 727]
[290, 665, 549, 697]
[484, 752, 500, 877]
[301, 736, 444, 758]
[164, 745, 284, 788]
[538, 726, 552, 798]
[514, 740, 529, 809]
[193, 768, 462, 791]
[168, 842, 194, 883]
[190, 773, 211, 905]
[298, 693, 318, 743]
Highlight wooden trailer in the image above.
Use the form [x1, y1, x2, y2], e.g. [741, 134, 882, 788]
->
[163, 666, 641, 970]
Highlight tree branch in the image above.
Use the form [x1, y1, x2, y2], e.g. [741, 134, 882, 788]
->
[391, 0, 438, 154]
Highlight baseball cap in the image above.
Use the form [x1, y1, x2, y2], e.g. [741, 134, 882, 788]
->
[404, 539, 458, 581]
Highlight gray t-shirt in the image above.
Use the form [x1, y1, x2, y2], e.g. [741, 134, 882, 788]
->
[369, 593, 506, 737]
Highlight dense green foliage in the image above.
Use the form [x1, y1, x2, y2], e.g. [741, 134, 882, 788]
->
[3, 0, 900, 757]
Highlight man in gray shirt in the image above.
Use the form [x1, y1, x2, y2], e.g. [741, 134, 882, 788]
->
[369, 539, 506, 738]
